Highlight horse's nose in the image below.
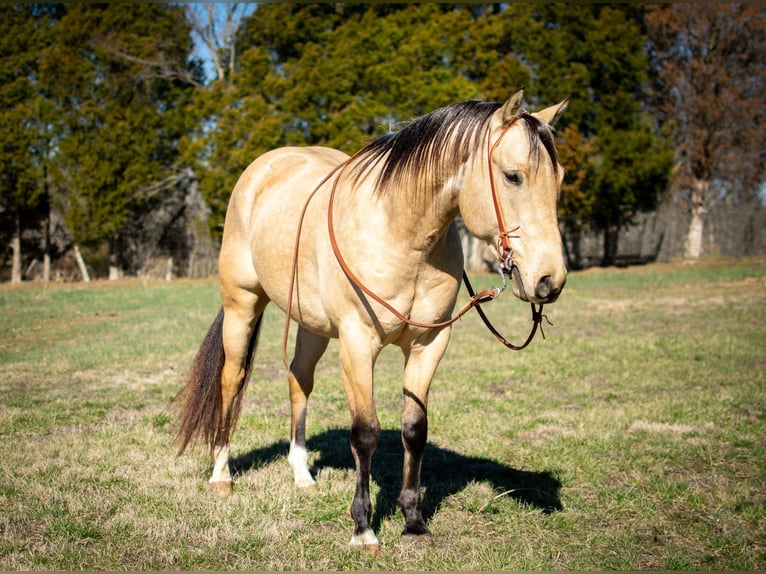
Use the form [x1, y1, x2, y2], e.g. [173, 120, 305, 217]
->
[536, 275, 553, 299]
[535, 275, 563, 302]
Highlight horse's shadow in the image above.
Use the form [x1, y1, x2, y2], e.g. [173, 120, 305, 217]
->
[231, 428, 563, 532]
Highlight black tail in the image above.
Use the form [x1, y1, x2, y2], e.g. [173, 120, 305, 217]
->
[176, 309, 262, 456]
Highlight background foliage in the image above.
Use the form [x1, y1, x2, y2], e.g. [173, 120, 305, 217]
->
[0, 3, 763, 281]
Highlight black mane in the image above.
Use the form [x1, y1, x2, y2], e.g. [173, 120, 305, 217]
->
[349, 99, 560, 207]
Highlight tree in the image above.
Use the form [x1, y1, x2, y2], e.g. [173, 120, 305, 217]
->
[0, 106, 38, 283]
[179, 4, 267, 236]
[556, 125, 596, 269]
[185, 4, 252, 87]
[187, 4, 672, 266]
[190, 4, 485, 237]
[502, 5, 672, 266]
[0, 4, 62, 282]
[41, 3, 200, 278]
[646, 4, 766, 262]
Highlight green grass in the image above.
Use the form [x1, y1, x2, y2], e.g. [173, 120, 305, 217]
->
[1, 258, 765, 569]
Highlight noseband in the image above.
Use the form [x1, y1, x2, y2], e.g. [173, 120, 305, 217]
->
[282, 116, 550, 367]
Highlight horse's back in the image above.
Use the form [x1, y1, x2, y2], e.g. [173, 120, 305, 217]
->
[226, 146, 349, 233]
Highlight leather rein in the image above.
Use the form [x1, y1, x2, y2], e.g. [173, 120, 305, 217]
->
[282, 114, 549, 368]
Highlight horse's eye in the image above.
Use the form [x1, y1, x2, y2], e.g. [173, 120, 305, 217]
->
[504, 171, 523, 186]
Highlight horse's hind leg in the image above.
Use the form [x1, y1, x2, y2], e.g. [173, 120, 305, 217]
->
[288, 326, 329, 487]
[209, 287, 268, 495]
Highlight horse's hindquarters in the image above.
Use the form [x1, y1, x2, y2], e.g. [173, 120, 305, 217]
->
[222, 147, 350, 335]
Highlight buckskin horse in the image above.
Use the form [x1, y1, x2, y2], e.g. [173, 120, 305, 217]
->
[177, 88, 568, 549]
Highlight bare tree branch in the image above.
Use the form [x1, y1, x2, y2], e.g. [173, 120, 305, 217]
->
[185, 3, 251, 85]
[90, 37, 203, 89]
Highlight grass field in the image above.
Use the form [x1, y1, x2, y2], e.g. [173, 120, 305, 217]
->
[1, 257, 764, 570]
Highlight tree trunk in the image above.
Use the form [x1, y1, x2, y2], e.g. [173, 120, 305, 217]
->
[43, 250, 50, 283]
[42, 165, 51, 284]
[74, 244, 91, 282]
[684, 178, 709, 262]
[11, 213, 22, 283]
[562, 219, 583, 270]
[685, 206, 705, 262]
[108, 237, 120, 280]
[602, 224, 620, 266]
[42, 214, 51, 284]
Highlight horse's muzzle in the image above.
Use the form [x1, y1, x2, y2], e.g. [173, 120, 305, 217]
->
[512, 266, 565, 304]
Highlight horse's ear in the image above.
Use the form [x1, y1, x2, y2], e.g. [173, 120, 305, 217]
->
[501, 87, 526, 124]
[533, 97, 569, 127]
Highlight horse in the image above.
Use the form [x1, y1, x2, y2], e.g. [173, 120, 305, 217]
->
[176, 88, 568, 550]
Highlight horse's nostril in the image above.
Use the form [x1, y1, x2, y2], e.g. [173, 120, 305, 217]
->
[536, 275, 553, 300]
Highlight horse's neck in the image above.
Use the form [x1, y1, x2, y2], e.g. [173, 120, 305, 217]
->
[343, 145, 475, 259]
[378, 176, 462, 256]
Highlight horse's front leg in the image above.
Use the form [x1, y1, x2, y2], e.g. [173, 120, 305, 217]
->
[399, 326, 452, 537]
[339, 326, 382, 549]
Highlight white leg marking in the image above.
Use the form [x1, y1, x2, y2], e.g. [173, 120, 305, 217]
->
[349, 529, 379, 548]
[209, 444, 231, 484]
[288, 442, 316, 488]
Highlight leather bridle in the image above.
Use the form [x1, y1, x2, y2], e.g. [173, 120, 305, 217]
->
[282, 114, 549, 368]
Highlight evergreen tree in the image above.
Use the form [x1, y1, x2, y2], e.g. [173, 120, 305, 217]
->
[0, 4, 63, 282]
[502, 5, 673, 266]
[189, 4, 672, 266]
[189, 4, 485, 236]
[41, 3, 200, 278]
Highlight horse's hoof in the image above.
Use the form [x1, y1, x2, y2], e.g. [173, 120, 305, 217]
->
[207, 480, 233, 498]
[349, 529, 380, 554]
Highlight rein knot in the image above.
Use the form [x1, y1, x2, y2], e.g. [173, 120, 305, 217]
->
[531, 304, 553, 341]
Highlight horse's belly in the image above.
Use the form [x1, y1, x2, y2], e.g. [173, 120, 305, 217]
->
[288, 279, 341, 339]
[249, 229, 340, 338]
